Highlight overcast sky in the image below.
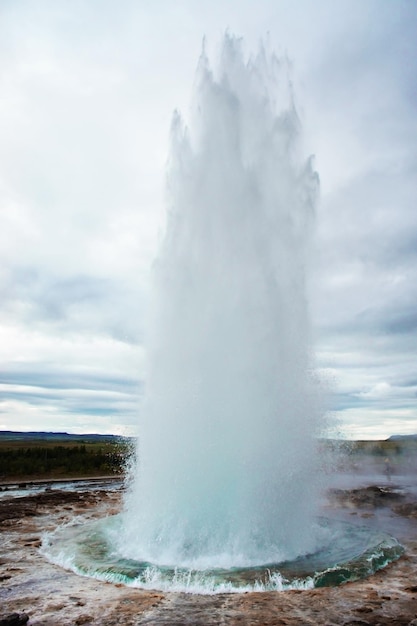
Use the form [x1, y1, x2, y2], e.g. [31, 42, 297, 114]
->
[0, 0, 416, 439]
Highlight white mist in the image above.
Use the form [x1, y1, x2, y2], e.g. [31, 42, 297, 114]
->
[120, 34, 322, 568]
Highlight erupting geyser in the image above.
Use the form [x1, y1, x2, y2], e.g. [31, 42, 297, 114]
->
[120, 34, 322, 568]
[42, 34, 404, 593]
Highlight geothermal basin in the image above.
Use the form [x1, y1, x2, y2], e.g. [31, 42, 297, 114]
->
[1, 452, 416, 625]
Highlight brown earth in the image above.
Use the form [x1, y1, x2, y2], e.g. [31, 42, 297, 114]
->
[0, 482, 416, 625]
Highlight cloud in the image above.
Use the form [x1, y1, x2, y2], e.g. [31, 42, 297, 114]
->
[0, 0, 416, 437]
[0, 321, 143, 434]
[336, 408, 417, 441]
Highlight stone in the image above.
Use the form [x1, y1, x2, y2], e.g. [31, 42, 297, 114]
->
[0, 614, 29, 626]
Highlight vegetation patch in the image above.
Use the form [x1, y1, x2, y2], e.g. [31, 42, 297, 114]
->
[0, 434, 134, 480]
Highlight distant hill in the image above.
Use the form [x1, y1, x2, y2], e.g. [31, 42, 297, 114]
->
[0, 430, 133, 443]
[388, 434, 417, 441]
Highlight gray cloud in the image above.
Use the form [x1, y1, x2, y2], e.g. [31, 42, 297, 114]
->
[0, 0, 416, 438]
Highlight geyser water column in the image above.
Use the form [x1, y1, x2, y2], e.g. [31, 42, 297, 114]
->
[40, 35, 404, 592]
[120, 34, 322, 569]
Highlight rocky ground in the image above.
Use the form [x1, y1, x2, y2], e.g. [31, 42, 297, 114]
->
[0, 477, 416, 625]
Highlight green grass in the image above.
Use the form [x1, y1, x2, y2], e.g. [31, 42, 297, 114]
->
[335, 438, 417, 456]
[0, 438, 134, 481]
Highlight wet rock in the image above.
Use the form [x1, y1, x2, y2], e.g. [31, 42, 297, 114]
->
[75, 615, 93, 625]
[329, 485, 405, 508]
[354, 606, 374, 613]
[0, 614, 29, 626]
[0, 490, 110, 524]
[393, 502, 417, 518]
